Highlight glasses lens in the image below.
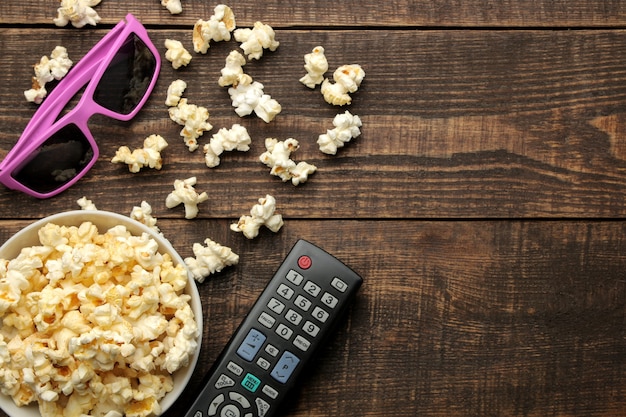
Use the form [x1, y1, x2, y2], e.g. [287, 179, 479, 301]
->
[93, 33, 157, 115]
[12, 124, 94, 194]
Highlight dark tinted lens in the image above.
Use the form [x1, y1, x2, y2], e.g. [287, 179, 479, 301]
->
[12, 124, 94, 193]
[93, 33, 157, 115]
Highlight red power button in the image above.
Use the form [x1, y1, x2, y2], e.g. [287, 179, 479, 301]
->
[298, 255, 312, 270]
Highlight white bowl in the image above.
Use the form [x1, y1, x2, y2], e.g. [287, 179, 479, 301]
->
[0, 210, 202, 417]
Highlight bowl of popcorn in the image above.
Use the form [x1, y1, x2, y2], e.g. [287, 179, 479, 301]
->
[0, 210, 202, 417]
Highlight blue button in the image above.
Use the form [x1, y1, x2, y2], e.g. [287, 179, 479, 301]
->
[237, 329, 266, 362]
[270, 351, 300, 384]
[241, 373, 261, 392]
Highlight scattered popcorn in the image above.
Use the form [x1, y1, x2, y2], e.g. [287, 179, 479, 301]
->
[218, 50, 252, 88]
[234, 21, 279, 60]
[165, 79, 187, 107]
[203, 124, 251, 168]
[317, 111, 362, 154]
[161, 0, 182, 14]
[193, 5, 236, 54]
[321, 64, 365, 106]
[77, 196, 98, 210]
[184, 238, 239, 282]
[168, 98, 213, 151]
[0, 222, 199, 416]
[111, 134, 169, 173]
[228, 79, 281, 123]
[164, 39, 192, 69]
[260, 138, 317, 185]
[54, 0, 102, 28]
[130, 201, 161, 236]
[165, 177, 209, 219]
[230, 195, 284, 239]
[299, 46, 328, 89]
[24, 46, 73, 104]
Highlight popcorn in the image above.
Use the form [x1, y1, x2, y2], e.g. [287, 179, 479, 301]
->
[230, 195, 284, 239]
[193, 5, 236, 54]
[228, 79, 281, 123]
[53, 0, 102, 28]
[234, 21, 279, 60]
[24, 46, 73, 104]
[203, 124, 251, 167]
[184, 238, 239, 282]
[165, 177, 209, 219]
[165, 79, 187, 107]
[321, 64, 365, 106]
[260, 138, 317, 185]
[130, 201, 161, 236]
[299, 46, 328, 89]
[77, 196, 98, 210]
[0, 222, 199, 416]
[168, 98, 213, 151]
[218, 50, 252, 88]
[317, 111, 362, 154]
[111, 134, 169, 173]
[161, 0, 182, 14]
[164, 39, 192, 69]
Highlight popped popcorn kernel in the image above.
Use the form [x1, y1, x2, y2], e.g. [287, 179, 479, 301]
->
[317, 111, 362, 154]
[111, 134, 169, 173]
[260, 138, 317, 185]
[299, 46, 328, 89]
[193, 5, 236, 54]
[165, 79, 187, 107]
[168, 98, 213, 152]
[164, 39, 192, 69]
[184, 238, 239, 282]
[203, 124, 251, 168]
[24, 46, 73, 104]
[77, 196, 98, 211]
[321, 64, 365, 106]
[54, 0, 101, 28]
[234, 21, 279, 60]
[218, 50, 251, 88]
[130, 201, 161, 236]
[165, 177, 209, 219]
[161, 0, 182, 14]
[230, 195, 284, 239]
[228, 80, 281, 123]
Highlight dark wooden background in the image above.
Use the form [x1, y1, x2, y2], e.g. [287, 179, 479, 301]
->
[1, 1, 626, 416]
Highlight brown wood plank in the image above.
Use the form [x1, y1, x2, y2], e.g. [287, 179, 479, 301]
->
[2, 29, 626, 218]
[1, 1, 626, 27]
[1, 219, 624, 417]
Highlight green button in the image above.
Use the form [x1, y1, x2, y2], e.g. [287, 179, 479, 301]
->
[241, 373, 261, 393]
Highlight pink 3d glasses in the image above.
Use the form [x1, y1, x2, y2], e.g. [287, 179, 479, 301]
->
[0, 14, 161, 198]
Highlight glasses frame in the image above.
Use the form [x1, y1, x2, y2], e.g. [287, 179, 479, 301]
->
[0, 13, 161, 198]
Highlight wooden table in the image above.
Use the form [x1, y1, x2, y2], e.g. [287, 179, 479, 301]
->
[1, 1, 626, 416]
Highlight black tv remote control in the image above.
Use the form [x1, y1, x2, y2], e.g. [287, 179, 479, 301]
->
[184, 239, 363, 417]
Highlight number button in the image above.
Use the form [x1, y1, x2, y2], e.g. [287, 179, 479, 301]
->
[286, 269, 304, 285]
[277, 284, 295, 300]
[285, 309, 303, 326]
[312, 306, 329, 323]
[321, 292, 338, 308]
[294, 295, 312, 311]
[303, 281, 321, 297]
[302, 320, 320, 337]
[267, 298, 285, 314]
[276, 324, 293, 340]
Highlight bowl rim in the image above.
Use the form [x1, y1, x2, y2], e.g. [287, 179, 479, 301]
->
[0, 210, 203, 417]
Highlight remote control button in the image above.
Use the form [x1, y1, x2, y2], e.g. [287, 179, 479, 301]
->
[193, 412, 202, 417]
[237, 329, 266, 362]
[215, 374, 235, 389]
[277, 284, 295, 300]
[227, 361, 243, 376]
[256, 357, 271, 370]
[262, 384, 279, 399]
[293, 335, 311, 351]
[294, 295, 312, 311]
[220, 404, 240, 417]
[303, 281, 321, 297]
[286, 269, 304, 285]
[321, 292, 339, 308]
[276, 323, 293, 340]
[258, 312, 276, 329]
[267, 298, 285, 314]
[331, 277, 348, 292]
[229, 392, 251, 409]
[303, 321, 320, 337]
[271, 351, 300, 384]
[241, 373, 261, 393]
[285, 309, 303, 326]
[265, 344, 279, 357]
[208, 393, 225, 416]
[312, 306, 329, 323]
[255, 398, 271, 417]
[297, 255, 312, 270]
